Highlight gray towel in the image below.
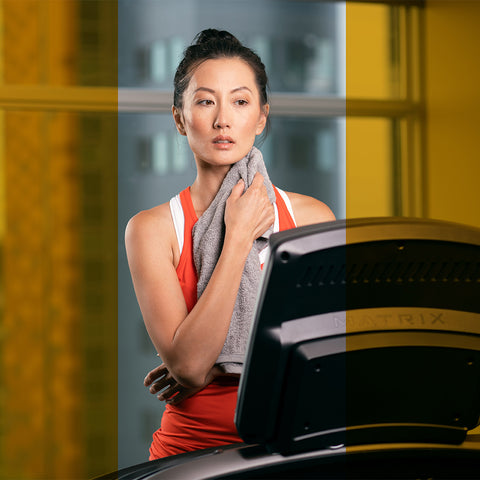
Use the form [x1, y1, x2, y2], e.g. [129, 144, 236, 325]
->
[192, 146, 275, 374]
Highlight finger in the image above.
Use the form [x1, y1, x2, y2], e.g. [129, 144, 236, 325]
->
[166, 391, 185, 406]
[229, 178, 245, 200]
[144, 363, 168, 386]
[149, 376, 175, 394]
[165, 387, 193, 405]
[245, 174, 268, 200]
[251, 172, 265, 187]
[158, 384, 181, 402]
[144, 367, 166, 387]
[166, 385, 204, 405]
[148, 370, 176, 393]
[254, 204, 275, 238]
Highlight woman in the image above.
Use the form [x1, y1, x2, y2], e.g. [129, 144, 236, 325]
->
[125, 29, 335, 459]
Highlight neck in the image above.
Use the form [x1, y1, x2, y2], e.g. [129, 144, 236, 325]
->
[190, 164, 231, 217]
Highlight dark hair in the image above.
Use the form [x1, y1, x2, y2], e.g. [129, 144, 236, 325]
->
[173, 29, 269, 111]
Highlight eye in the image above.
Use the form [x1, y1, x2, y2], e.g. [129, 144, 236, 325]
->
[235, 99, 249, 106]
[197, 99, 214, 106]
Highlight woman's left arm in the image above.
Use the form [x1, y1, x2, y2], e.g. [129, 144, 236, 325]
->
[285, 191, 336, 227]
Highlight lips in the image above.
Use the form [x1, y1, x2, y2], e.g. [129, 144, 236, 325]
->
[213, 135, 234, 144]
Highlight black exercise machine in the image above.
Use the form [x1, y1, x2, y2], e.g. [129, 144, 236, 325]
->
[98, 217, 480, 479]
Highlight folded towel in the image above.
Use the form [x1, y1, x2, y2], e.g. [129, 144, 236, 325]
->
[192, 146, 275, 374]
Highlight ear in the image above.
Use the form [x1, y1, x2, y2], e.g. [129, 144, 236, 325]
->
[255, 103, 270, 135]
[172, 106, 187, 136]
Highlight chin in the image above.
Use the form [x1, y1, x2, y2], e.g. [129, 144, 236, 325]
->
[211, 150, 249, 166]
[195, 144, 254, 168]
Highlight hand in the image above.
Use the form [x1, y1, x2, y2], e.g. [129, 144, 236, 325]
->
[225, 173, 275, 244]
[144, 363, 221, 406]
[144, 363, 197, 405]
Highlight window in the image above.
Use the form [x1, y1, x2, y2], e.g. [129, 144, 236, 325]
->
[0, 0, 425, 474]
[116, 0, 424, 467]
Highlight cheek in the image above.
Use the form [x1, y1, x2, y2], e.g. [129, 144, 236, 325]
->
[238, 111, 263, 134]
[184, 115, 206, 139]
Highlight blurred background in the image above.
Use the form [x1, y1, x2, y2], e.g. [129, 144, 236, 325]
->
[0, 0, 479, 478]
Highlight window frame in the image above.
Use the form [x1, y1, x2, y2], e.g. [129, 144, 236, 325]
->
[0, 0, 425, 218]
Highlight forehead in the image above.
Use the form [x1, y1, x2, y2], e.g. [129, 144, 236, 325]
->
[187, 57, 258, 93]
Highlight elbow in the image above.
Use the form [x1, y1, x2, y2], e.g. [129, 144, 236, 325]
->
[171, 362, 211, 390]
[178, 377, 205, 390]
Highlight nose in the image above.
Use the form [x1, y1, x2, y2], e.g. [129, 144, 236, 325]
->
[213, 103, 230, 129]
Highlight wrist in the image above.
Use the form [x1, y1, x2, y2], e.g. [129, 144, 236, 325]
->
[224, 228, 253, 259]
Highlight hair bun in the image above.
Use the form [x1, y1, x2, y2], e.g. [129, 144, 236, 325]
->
[194, 29, 241, 46]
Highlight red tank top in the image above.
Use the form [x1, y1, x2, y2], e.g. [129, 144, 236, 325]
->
[149, 186, 296, 459]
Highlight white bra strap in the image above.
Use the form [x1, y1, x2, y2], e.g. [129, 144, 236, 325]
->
[169, 194, 185, 255]
[275, 187, 297, 227]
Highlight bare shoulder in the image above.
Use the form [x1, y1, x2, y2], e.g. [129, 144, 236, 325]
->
[125, 202, 176, 261]
[125, 202, 172, 241]
[284, 191, 336, 227]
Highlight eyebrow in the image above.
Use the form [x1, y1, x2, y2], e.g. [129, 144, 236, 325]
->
[193, 86, 253, 94]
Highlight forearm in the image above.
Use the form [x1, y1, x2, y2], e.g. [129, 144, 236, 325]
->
[166, 232, 251, 387]
[136, 175, 274, 389]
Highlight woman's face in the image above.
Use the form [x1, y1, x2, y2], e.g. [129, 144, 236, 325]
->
[173, 57, 269, 168]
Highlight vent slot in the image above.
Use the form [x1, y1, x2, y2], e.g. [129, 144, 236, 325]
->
[295, 260, 479, 288]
